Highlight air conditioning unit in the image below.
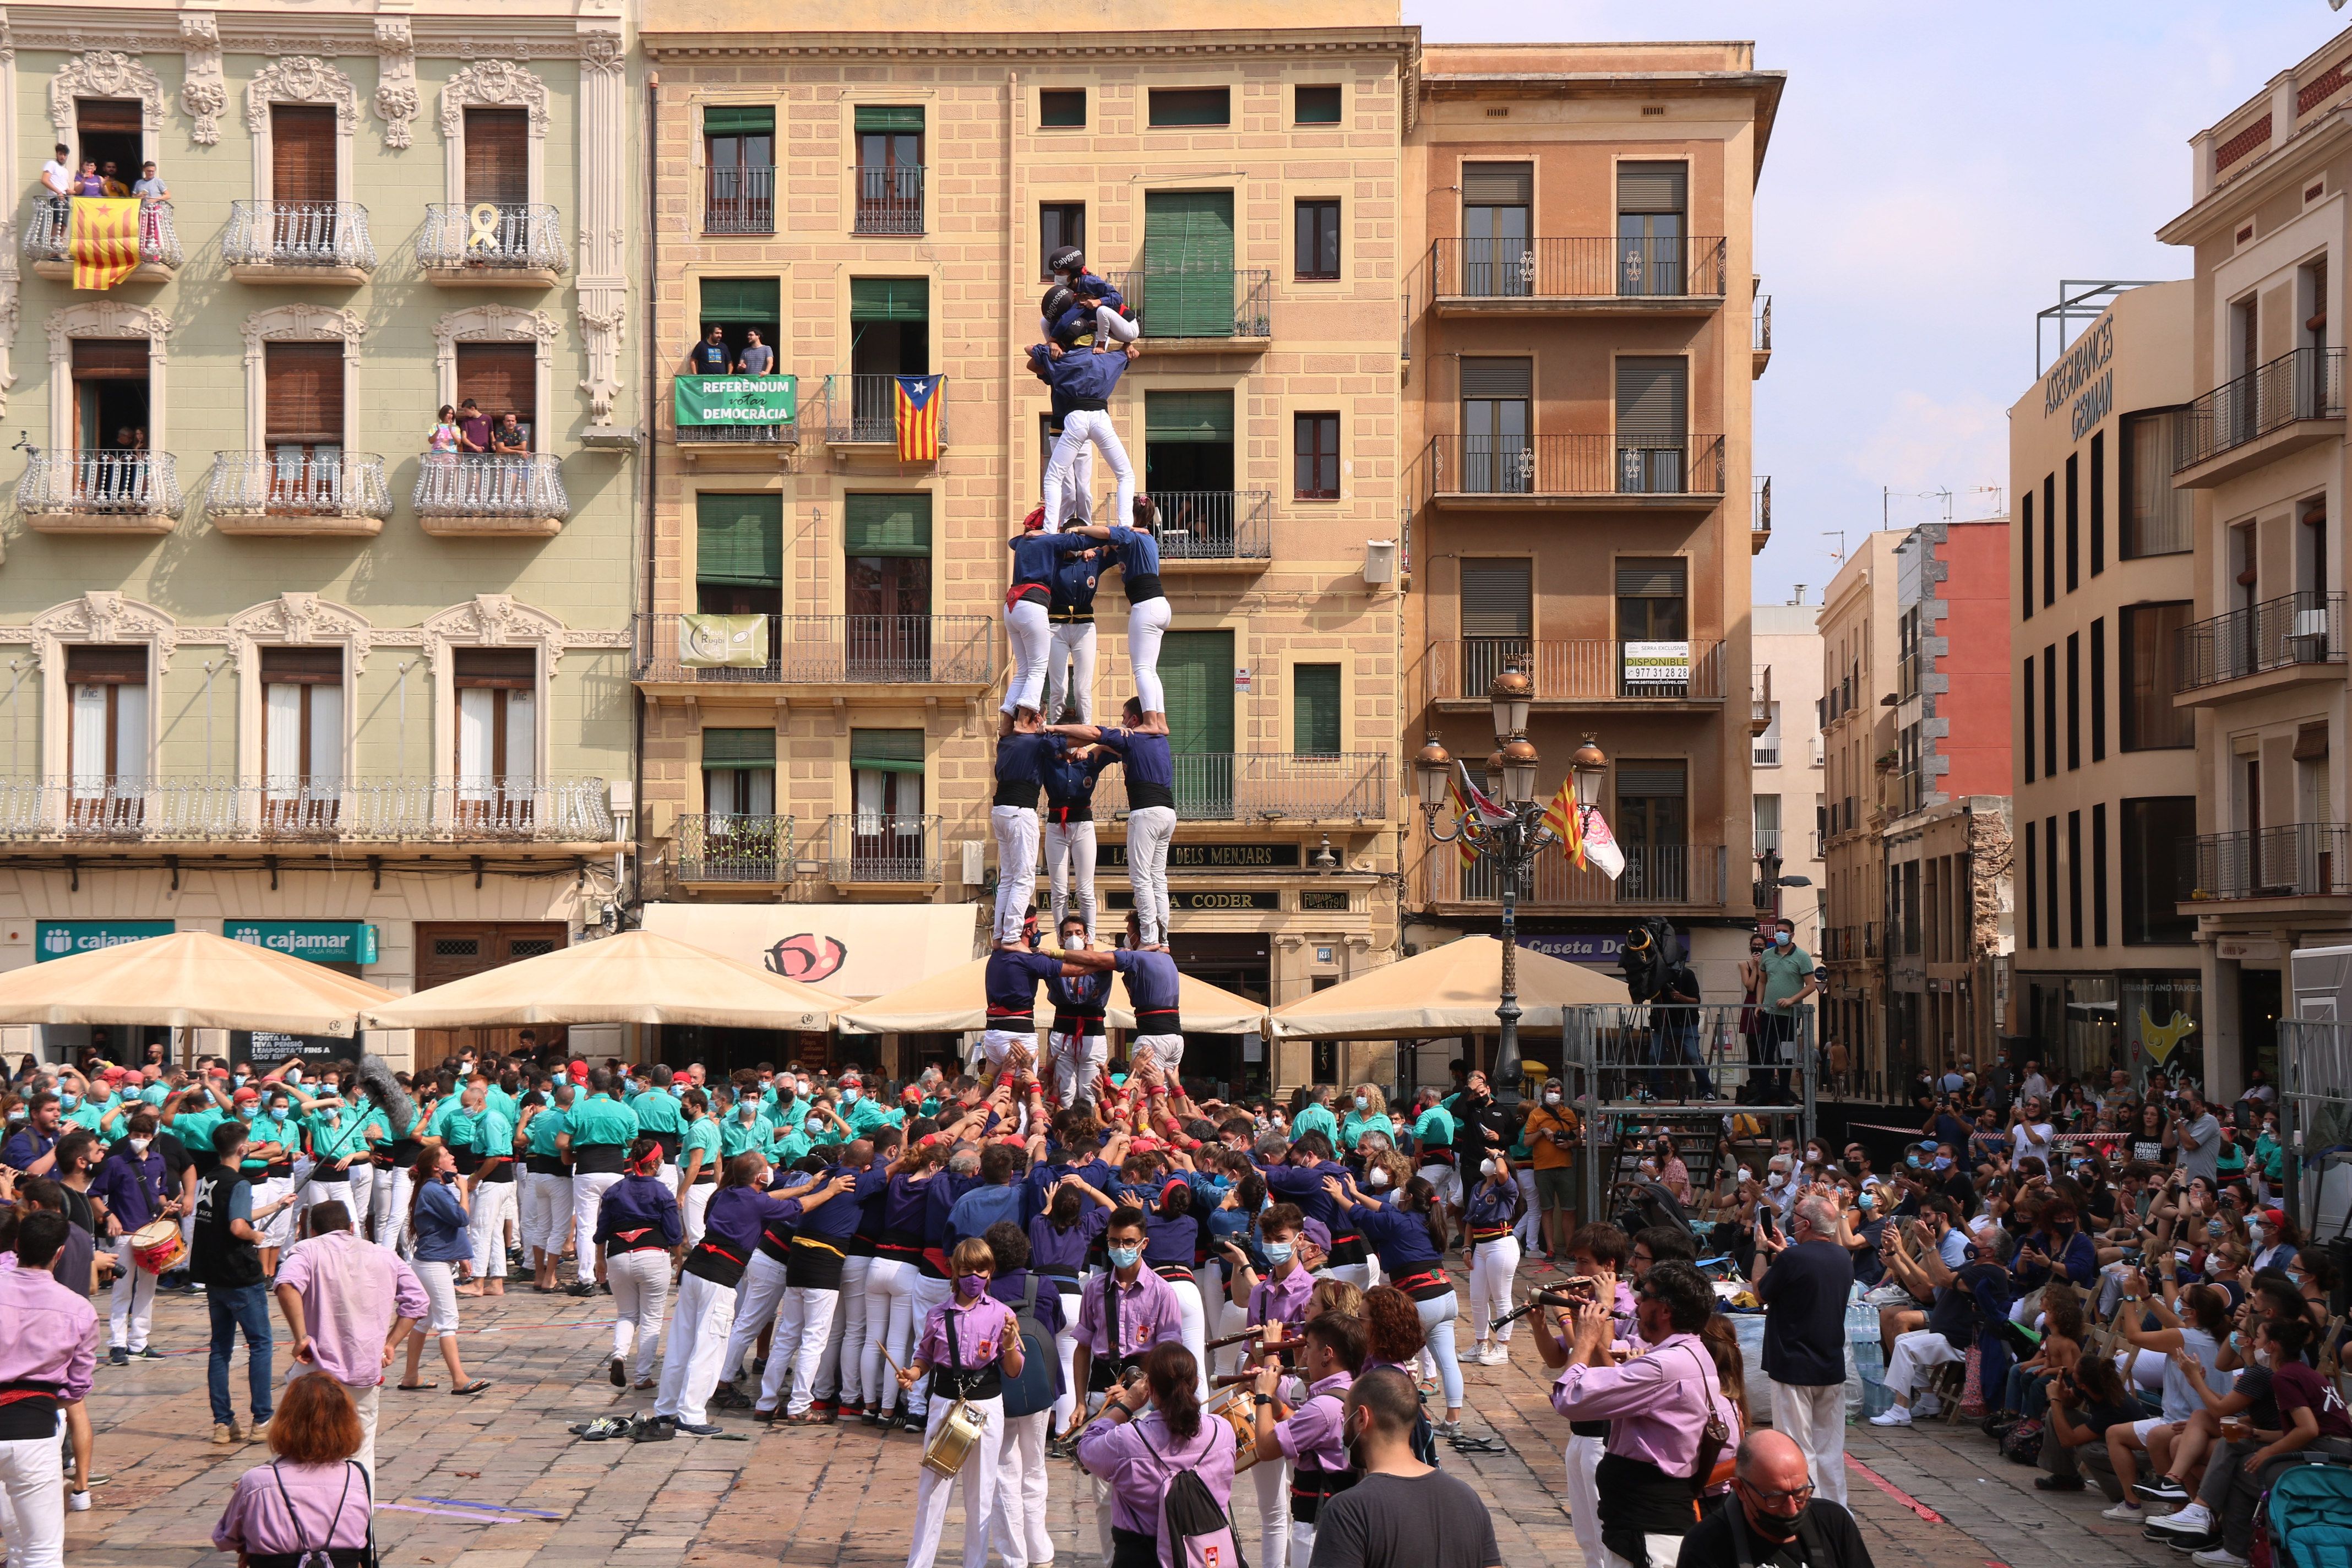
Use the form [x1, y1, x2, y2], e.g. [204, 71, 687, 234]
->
[1363, 540, 1397, 586]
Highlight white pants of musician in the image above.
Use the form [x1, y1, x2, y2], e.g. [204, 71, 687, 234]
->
[864, 1257, 922, 1411]
[992, 805, 1041, 943]
[1126, 805, 1177, 945]
[683, 1183, 715, 1250]
[992, 1408, 1054, 1567]
[607, 1249, 671, 1383]
[1252, 1456, 1293, 1568]
[816, 1256, 873, 1408]
[467, 1180, 514, 1279]
[1772, 1379, 1848, 1509]
[110, 1234, 157, 1351]
[765, 1284, 840, 1417]
[570, 1173, 622, 1285]
[1125, 595, 1173, 716]
[724, 1252, 792, 1389]
[1882, 1328, 1962, 1398]
[655, 1271, 737, 1428]
[1418, 1289, 1464, 1409]
[0, 1413, 67, 1568]
[906, 1393, 1005, 1568]
[1003, 599, 1053, 717]
[1468, 1237, 1521, 1344]
[1049, 1029, 1107, 1109]
[345, 1164, 373, 1238]
[1045, 622, 1096, 724]
[1044, 820, 1097, 939]
[1132, 1032, 1185, 1078]
[1043, 409, 1133, 541]
[1050, 1283, 1084, 1433]
[907, 1275, 953, 1418]
[1566, 1431, 1607, 1567]
[1169, 1276, 1211, 1399]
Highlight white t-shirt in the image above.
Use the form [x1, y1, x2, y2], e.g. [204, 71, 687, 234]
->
[2012, 1121, 2055, 1166]
[40, 159, 72, 197]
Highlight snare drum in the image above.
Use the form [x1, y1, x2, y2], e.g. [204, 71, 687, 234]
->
[128, 1218, 185, 1276]
[1204, 1387, 1261, 1474]
[922, 1397, 989, 1478]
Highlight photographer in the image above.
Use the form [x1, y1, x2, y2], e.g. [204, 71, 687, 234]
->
[2038, 1353, 2142, 1500]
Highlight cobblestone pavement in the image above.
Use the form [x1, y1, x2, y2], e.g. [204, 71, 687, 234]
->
[31, 1259, 2184, 1567]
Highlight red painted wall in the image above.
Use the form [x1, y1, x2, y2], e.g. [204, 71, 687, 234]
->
[1934, 520, 2013, 798]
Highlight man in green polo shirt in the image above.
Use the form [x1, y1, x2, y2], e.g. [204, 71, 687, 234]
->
[628, 1065, 687, 1181]
[1754, 917, 1816, 1104]
[562, 1070, 639, 1294]
[1292, 1085, 1340, 1147]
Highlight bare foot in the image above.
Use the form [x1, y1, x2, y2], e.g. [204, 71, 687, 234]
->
[455, 1284, 484, 1298]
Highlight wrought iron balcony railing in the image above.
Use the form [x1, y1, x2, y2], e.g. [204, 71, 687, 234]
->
[820, 374, 949, 447]
[2176, 591, 2346, 690]
[631, 613, 994, 685]
[823, 812, 939, 884]
[417, 203, 569, 275]
[1754, 293, 1773, 353]
[20, 450, 181, 519]
[1422, 434, 1727, 501]
[412, 453, 568, 521]
[1097, 267, 1273, 340]
[1425, 842, 1728, 908]
[1425, 236, 1728, 303]
[1148, 491, 1272, 561]
[206, 451, 391, 521]
[676, 813, 793, 883]
[1087, 753, 1388, 823]
[22, 198, 181, 270]
[853, 165, 924, 235]
[705, 165, 775, 234]
[2174, 346, 2344, 472]
[1424, 639, 1728, 704]
[0, 777, 613, 842]
[2192, 824, 2351, 900]
[1754, 475, 1772, 535]
[222, 200, 376, 271]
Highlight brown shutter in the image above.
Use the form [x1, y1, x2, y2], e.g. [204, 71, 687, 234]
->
[271, 105, 337, 203]
[69, 339, 148, 380]
[259, 646, 342, 684]
[463, 108, 530, 205]
[455, 342, 536, 428]
[64, 645, 146, 683]
[453, 649, 536, 689]
[264, 342, 344, 447]
[75, 98, 143, 136]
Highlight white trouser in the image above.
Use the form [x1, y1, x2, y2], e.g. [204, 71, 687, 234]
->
[683, 1183, 715, 1250]
[1772, 1379, 1848, 1508]
[1513, 1169, 1544, 1252]
[1044, 818, 1098, 938]
[1043, 409, 1133, 537]
[1125, 805, 1177, 946]
[303, 1177, 354, 1237]
[1883, 1329, 1962, 1398]
[1252, 1455, 1293, 1568]
[722, 1251, 792, 1387]
[906, 1394, 1006, 1568]
[467, 1179, 514, 1278]
[992, 805, 1042, 943]
[345, 1163, 374, 1238]
[817, 1255, 872, 1407]
[1291, 1523, 1317, 1564]
[765, 1284, 840, 1416]
[1052, 1283, 1083, 1432]
[524, 1173, 573, 1258]
[1418, 1289, 1463, 1409]
[907, 1275, 953, 1417]
[1125, 594, 1173, 715]
[1045, 620, 1097, 724]
[607, 1249, 671, 1382]
[1169, 1277, 1210, 1398]
[110, 1234, 157, 1351]
[992, 1408, 1054, 1567]
[1565, 1431, 1606, 1567]
[1468, 1237, 1520, 1343]
[256, 1175, 297, 1250]
[0, 1416, 67, 1568]
[864, 1256, 921, 1411]
[344, 1380, 380, 1485]
[369, 1163, 407, 1249]
[1044, 439, 1094, 530]
[654, 1271, 737, 1427]
[1003, 598, 1053, 716]
[1133, 1032, 1185, 1077]
[570, 1173, 622, 1284]
[980, 1029, 1037, 1076]
[1049, 1030, 1107, 1109]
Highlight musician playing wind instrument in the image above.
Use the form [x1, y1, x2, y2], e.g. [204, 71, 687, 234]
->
[899, 1236, 1026, 1568]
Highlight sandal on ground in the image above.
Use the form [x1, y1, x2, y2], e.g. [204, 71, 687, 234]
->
[451, 1380, 492, 1396]
[578, 1415, 633, 1441]
[397, 1381, 439, 1391]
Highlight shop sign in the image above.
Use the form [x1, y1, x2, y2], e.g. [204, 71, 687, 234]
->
[35, 920, 173, 961]
[674, 373, 796, 426]
[1517, 932, 1624, 967]
[231, 1030, 347, 1069]
[1299, 890, 1349, 912]
[1103, 889, 1281, 912]
[226, 920, 379, 966]
[1099, 842, 1301, 872]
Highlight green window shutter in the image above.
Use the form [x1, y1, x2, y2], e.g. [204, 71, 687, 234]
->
[1293, 664, 1342, 756]
[843, 493, 933, 557]
[850, 728, 925, 773]
[1145, 390, 1235, 445]
[701, 728, 777, 768]
[695, 493, 783, 586]
[854, 105, 925, 133]
[699, 277, 780, 324]
[704, 106, 775, 135]
[1156, 631, 1235, 754]
[849, 277, 930, 322]
[1142, 190, 1235, 337]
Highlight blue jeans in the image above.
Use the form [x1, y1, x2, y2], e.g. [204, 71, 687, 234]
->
[2002, 1362, 2051, 1418]
[206, 1281, 274, 1426]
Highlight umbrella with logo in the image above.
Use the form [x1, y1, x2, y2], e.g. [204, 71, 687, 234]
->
[0, 928, 393, 1036]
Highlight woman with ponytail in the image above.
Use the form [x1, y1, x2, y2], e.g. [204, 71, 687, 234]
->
[597, 1135, 682, 1390]
[398, 1145, 491, 1395]
[1327, 1171, 1463, 1434]
[1076, 1341, 1237, 1568]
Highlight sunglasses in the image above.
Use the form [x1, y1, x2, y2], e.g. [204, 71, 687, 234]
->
[1736, 1478, 1815, 1509]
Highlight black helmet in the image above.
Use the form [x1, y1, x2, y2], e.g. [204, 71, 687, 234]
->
[1046, 244, 1085, 279]
[1040, 285, 1077, 329]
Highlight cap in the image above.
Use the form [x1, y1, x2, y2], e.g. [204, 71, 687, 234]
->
[2261, 1208, 2286, 1227]
[232, 1086, 260, 1103]
[1022, 504, 1046, 532]
[839, 1073, 862, 1088]
[901, 1086, 923, 1104]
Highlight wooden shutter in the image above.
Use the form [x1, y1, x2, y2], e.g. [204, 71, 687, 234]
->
[64, 645, 145, 683]
[853, 105, 925, 133]
[1142, 190, 1235, 337]
[1615, 559, 1686, 598]
[75, 98, 143, 136]
[699, 277, 780, 324]
[843, 493, 933, 556]
[1616, 161, 1687, 215]
[264, 341, 344, 447]
[1615, 761, 1687, 798]
[848, 277, 930, 322]
[1144, 390, 1235, 444]
[695, 493, 784, 586]
[704, 105, 775, 135]
[1293, 664, 1342, 755]
[452, 648, 535, 689]
[849, 728, 925, 773]
[259, 646, 342, 683]
[456, 342, 536, 427]
[1459, 559, 1532, 638]
[1615, 357, 1687, 442]
[700, 728, 777, 767]
[1157, 631, 1235, 754]
[1459, 357, 1532, 399]
[70, 339, 148, 380]
[271, 104, 337, 203]
[1460, 161, 1532, 204]
[463, 107, 530, 205]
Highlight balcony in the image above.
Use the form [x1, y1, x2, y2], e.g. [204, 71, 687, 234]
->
[205, 452, 391, 537]
[822, 812, 939, 889]
[676, 813, 793, 884]
[411, 453, 568, 538]
[222, 200, 375, 282]
[2174, 591, 2346, 704]
[1423, 639, 1727, 710]
[1088, 753, 1389, 824]
[673, 373, 798, 467]
[23, 198, 180, 282]
[853, 165, 924, 235]
[1425, 842, 1729, 912]
[2191, 824, 2351, 906]
[705, 165, 774, 235]
[631, 613, 994, 690]
[1420, 434, 1726, 509]
[20, 449, 181, 535]
[1151, 490, 1272, 568]
[1423, 236, 1727, 315]
[1752, 293, 1773, 377]
[2173, 346, 2344, 487]
[0, 777, 614, 845]
[1752, 475, 1772, 554]
[1821, 924, 1878, 962]
[820, 374, 949, 453]
[1099, 268, 1272, 349]
[417, 203, 568, 286]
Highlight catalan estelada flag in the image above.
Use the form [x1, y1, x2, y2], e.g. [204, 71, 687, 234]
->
[1542, 776, 1585, 869]
[69, 197, 143, 291]
[894, 374, 944, 462]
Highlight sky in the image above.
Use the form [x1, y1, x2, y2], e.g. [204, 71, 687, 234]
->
[1408, 1, 2352, 607]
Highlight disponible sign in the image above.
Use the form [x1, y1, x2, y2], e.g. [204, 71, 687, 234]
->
[226, 921, 378, 966]
[674, 373, 796, 427]
[1621, 641, 1690, 685]
[36, 920, 173, 961]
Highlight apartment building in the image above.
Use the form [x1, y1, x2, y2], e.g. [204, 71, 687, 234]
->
[1400, 41, 1784, 1018]
[0, 4, 639, 1068]
[2155, 29, 2352, 1097]
[635, 0, 1412, 1090]
[1815, 531, 1903, 1093]
[1751, 600, 1823, 945]
[2008, 281, 2202, 1087]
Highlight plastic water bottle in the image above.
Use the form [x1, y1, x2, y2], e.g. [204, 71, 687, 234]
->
[1846, 1292, 1889, 1420]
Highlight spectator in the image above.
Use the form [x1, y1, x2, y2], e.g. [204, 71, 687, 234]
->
[1869, 1212, 2011, 1427]
[1519, 1078, 1580, 1262]
[130, 161, 167, 201]
[1308, 1365, 1501, 1568]
[73, 160, 104, 197]
[1751, 918, 1814, 1102]
[688, 324, 733, 374]
[428, 404, 461, 460]
[209, 1374, 373, 1563]
[272, 1200, 427, 1483]
[490, 411, 529, 456]
[738, 328, 775, 376]
[2175, 1088, 2221, 1186]
[1676, 1430, 1876, 1568]
[2038, 1353, 2142, 1501]
[454, 398, 492, 454]
[40, 142, 73, 200]
[97, 160, 128, 198]
[1755, 1192, 1855, 1507]
[195, 1121, 293, 1445]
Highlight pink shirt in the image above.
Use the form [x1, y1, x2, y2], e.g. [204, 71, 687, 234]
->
[1275, 1371, 1354, 1472]
[1075, 1265, 1185, 1360]
[0, 1254, 97, 1402]
[1077, 1406, 1237, 1534]
[917, 1293, 1016, 1373]
[213, 1460, 372, 1555]
[273, 1231, 429, 1389]
[1249, 1264, 1315, 1332]
[1549, 1331, 1720, 1478]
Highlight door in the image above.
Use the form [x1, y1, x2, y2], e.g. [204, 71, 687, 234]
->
[463, 107, 530, 206]
[694, 493, 783, 622]
[848, 279, 929, 439]
[2239, 967, 2280, 1099]
[68, 339, 150, 506]
[1458, 558, 1532, 694]
[1143, 190, 1235, 337]
[1615, 357, 1689, 494]
[843, 494, 933, 678]
[1615, 161, 1687, 296]
[1615, 558, 1689, 695]
[264, 341, 344, 509]
[270, 104, 338, 258]
[1460, 357, 1531, 494]
[1157, 630, 1234, 819]
[413, 922, 567, 1060]
[453, 649, 536, 830]
[260, 646, 342, 832]
[64, 645, 145, 831]
[850, 729, 925, 878]
[1143, 393, 1237, 551]
[1614, 759, 1689, 901]
[1461, 162, 1532, 297]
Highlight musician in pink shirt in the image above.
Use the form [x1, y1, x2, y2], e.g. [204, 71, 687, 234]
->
[0, 1213, 99, 1566]
[897, 1237, 1025, 1568]
[1076, 1341, 1236, 1565]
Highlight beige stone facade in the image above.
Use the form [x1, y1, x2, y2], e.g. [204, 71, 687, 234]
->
[1751, 601, 1825, 949]
[1816, 530, 1904, 1095]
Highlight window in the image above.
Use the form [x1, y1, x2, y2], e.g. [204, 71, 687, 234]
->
[1754, 793, 1782, 853]
[1616, 558, 1688, 641]
[463, 106, 529, 208]
[261, 646, 342, 830]
[1616, 161, 1688, 297]
[853, 106, 924, 235]
[263, 340, 343, 507]
[2120, 602, 2194, 750]
[1294, 412, 1340, 499]
[2021, 486, 2034, 618]
[1460, 356, 1532, 494]
[2023, 818, 2038, 949]
[1142, 391, 1235, 525]
[1148, 88, 1230, 128]
[845, 494, 933, 679]
[2121, 797, 2196, 944]
[1614, 761, 1689, 900]
[2068, 809, 2084, 947]
[2045, 814, 2059, 954]
[702, 728, 776, 819]
[2093, 802, 2110, 947]
[70, 336, 148, 456]
[1615, 357, 1690, 493]
[1460, 162, 1531, 298]
[704, 106, 774, 234]
[1292, 664, 1341, 755]
[2042, 645, 2057, 776]
[269, 104, 339, 260]
[695, 493, 783, 616]
[2041, 473, 2056, 606]
[848, 279, 929, 438]
[2121, 410, 2192, 556]
[65, 645, 146, 820]
[1039, 89, 1086, 129]
[696, 276, 781, 382]
[74, 99, 141, 192]
[455, 342, 535, 449]
[2090, 618, 2106, 762]
[2066, 632, 2081, 771]
[1141, 189, 1237, 337]
[453, 648, 535, 793]
[2089, 430, 2106, 575]
[1295, 200, 1341, 280]
[1041, 203, 1085, 281]
[849, 729, 927, 875]
[1459, 557, 1532, 693]
[2065, 452, 2080, 593]
[1295, 85, 1342, 124]
[1754, 703, 1782, 767]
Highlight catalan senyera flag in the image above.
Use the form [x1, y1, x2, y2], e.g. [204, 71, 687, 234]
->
[1445, 776, 1479, 869]
[894, 374, 944, 462]
[1542, 777, 1586, 869]
[68, 197, 143, 291]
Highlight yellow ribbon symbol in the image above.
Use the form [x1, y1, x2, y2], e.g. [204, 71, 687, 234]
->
[466, 202, 502, 253]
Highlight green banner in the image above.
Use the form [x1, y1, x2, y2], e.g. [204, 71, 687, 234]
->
[674, 374, 796, 427]
[36, 920, 173, 961]
[225, 920, 379, 966]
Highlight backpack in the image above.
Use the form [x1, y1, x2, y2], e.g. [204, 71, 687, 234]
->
[1145, 1420, 1250, 1568]
[999, 1274, 1059, 1420]
[1997, 1419, 2044, 1467]
[2257, 1461, 2352, 1568]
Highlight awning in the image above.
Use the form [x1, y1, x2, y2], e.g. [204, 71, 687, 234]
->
[1269, 934, 1629, 1039]
[0, 929, 393, 1036]
[836, 955, 1267, 1036]
[362, 929, 836, 1031]
[640, 902, 982, 1002]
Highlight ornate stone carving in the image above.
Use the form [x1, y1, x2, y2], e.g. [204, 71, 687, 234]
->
[432, 304, 558, 351]
[45, 301, 170, 361]
[574, 29, 629, 423]
[48, 51, 165, 139]
[418, 595, 570, 677]
[31, 592, 181, 672]
[373, 18, 417, 151]
[579, 28, 624, 78]
[246, 56, 358, 134]
[439, 59, 548, 137]
[226, 594, 376, 672]
[239, 303, 364, 356]
[179, 14, 225, 145]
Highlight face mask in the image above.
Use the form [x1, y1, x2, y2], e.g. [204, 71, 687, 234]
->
[805, 1119, 824, 1136]
[324, 1112, 340, 1127]
[1736, 1167, 1753, 1184]
[58, 1093, 78, 1111]
[2251, 1224, 2270, 1244]
[796, 1081, 810, 1097]
[1366, 1168, 1390, 1189]
[741, 1104, 759, 1120]
[1907, 1153, 1922, 1168]
[322, 1079, 339, 1094]
[1774, 932, 1791, 948]
[1543, 1090, 1561, 1104]
[285, 1069, 302, 1085]
[1931, 1156, 1953, 1172]
[1353, 1096, 1368, 1111]
[957, 1273, 989, 1299]
[1108, 1245, 1141, 1271]
[238, 1106, 257, 1122]
[269, 1107, 288, 1123]
[128, 1136, 149, 1155]
[2203, 1254, 2223, 1277]
[1857, 1194, 1876, 1212]
[841, 1090, 859, 1106]
[1745, 1495, 1805, 1545]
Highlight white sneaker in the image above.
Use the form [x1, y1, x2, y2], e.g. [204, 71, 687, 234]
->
[1913, 1391, 1943, 1417]
[2189, 1550, 2248, 1568]
[1868, 1406, 1911, 1427]
[66, 1489, 90, 1513]
[2149, 1502, 2213, 1534]
[2100, 1500, 2143, 1522]
[1483, 1347, 1511, 1366]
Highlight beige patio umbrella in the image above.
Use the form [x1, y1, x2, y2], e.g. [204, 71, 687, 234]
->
[1107, 970, 1267, 1035]
[1268, 934, 1629, 1038]
[837, 955, 1269, 1036]
[362, 929, 838, 1031]
[0, 928, 394, 1036]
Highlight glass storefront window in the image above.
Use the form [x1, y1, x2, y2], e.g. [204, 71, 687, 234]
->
[2122, 974, 2202, 1091]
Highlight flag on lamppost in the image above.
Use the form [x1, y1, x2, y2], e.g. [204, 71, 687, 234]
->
[1580, 802, 1626, 881]
[1541, 777, 1585, 869]
[1444, 776, 1480, 869]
